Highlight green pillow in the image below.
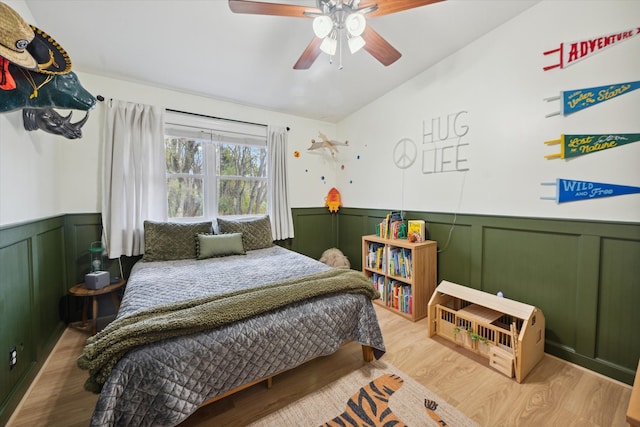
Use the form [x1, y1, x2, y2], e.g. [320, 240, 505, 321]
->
[196, 233, 245, 259]
[217, 216, 274, 251]
[143, 221, 212, 261]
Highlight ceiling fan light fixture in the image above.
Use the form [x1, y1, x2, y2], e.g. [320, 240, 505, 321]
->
[312, 15, 333, 39]
[345, 13, 366, 37]
[348, 35, 365, 54]
[320, 35, 337, 55]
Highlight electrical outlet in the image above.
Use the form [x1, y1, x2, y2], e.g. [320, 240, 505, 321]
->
[9, 347, 17, 370]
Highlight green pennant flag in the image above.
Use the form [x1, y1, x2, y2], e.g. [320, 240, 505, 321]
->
[545, 133, 640, 159]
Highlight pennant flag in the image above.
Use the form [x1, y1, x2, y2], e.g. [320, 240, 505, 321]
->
[543, 26, 640, 71]
[545, 80, 640, 117]
[545, 133, 640, 159]
[541, 178, 640, 203]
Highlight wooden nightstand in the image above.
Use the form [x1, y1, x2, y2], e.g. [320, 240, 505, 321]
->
[69, 278, 126, 335]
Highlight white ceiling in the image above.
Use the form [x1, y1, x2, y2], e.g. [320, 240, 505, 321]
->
[24, 0, 539, 123]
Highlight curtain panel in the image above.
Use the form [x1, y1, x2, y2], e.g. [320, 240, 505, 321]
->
[267, 126, 294, 240]
[101, 100, 167, 258]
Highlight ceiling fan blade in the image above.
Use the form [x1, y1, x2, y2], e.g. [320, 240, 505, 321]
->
[362, 26, 401, 66]
[228, 0, 320, 17]
[293, 37, 323, 70]
[359, 0, 445, 18]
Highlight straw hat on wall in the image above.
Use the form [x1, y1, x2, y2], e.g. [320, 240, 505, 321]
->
[0, 1, 71, 74]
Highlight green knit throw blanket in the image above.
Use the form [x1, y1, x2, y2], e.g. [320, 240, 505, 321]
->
[77, 268, 380, 393]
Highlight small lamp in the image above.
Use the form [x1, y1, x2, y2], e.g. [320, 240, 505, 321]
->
[89, 241, 105, 272]
[86, 241, 110, 289]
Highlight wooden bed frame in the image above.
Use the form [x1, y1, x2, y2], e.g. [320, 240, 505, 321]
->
[200, 343, 374, 407]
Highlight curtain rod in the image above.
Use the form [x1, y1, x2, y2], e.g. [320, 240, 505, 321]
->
[96, 95, 290, 131]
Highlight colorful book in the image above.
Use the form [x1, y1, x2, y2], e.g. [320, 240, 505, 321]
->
[407, 220, 425, 242]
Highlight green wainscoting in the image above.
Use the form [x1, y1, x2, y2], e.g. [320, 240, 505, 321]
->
[1, 209, 638, 424]
[290, 208, 338, 259]
[1, 216, 68, 425]
[0, 214, 106, 425]
[332, 207, 640, 385]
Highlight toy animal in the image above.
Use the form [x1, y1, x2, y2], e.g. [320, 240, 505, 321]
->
[319, 248, 350, 269]
[1, 63, 95, 112]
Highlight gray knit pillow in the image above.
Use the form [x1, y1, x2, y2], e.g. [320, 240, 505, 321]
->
[143, 221, 212, 261]
[217, 216, 274, 251]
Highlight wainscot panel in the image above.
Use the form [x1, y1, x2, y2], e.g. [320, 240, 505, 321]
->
[0, 216, 66, 426]
[597, 238, 640, 369]
[291, 208, 337, 259]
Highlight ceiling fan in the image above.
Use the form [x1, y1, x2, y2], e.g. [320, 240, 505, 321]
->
[228, 0, 445, 70]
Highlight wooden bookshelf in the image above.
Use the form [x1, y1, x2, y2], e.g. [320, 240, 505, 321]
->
[362, 235, 437, 322]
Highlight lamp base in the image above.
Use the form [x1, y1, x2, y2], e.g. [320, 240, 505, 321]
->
[85, 271, 110, 290]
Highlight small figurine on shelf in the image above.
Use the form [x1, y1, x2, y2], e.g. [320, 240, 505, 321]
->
[397, 223, 407, 239]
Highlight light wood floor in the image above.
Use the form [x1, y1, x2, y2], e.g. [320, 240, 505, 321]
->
[8, 305, 632, 426]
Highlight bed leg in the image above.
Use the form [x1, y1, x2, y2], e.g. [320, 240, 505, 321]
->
[266, 377, 273, 389]
[362, 345, 374, 362]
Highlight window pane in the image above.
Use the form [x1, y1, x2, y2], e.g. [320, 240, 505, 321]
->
[219, 144, 266, 178]
[165, 137, 203, 174]
[218, 178, 267, 216]
[167, 177, 204, 218]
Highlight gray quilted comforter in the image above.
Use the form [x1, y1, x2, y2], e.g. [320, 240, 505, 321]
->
[88, 246, 385, 426]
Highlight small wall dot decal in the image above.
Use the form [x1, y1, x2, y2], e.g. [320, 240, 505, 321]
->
[357, 155, 360, 159]
[350, 180, 353, 184]
[305, 169, 308, 172]
[293, 150, 300, 158]
[341, 165, 345, 170]
[321, 176, 325, 180]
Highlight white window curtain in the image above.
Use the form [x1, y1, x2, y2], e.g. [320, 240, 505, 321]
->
[101, 99, 167, 258]
[267, 126, 294, 240]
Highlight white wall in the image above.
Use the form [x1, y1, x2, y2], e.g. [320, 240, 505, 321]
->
[2, 0, 639, 227]
[336, 0, 640, 223]
[0, 0, 338, 227]
[53, 72, 338, 218]
[0, 0, 63, 226]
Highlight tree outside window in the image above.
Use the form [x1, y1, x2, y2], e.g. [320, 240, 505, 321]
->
[165, 123, 267, 220]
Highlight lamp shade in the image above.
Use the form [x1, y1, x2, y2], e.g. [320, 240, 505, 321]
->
[345, 13, 366, 37]
[313, 15, 333, 39]
[320, 35, 337, 55]
[348, 35, 365, 53]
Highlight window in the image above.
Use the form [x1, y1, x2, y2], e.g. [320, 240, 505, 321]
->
[164, 112, 268, 220]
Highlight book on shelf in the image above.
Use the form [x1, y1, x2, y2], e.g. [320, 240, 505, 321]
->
[388, 247, 412, 279]
[379, 211, 403, 239]
[370, 273, 385, 302]
[407, 220, 426, 242]
[387, 280, 412, 314]
[366, 242, 386, 273]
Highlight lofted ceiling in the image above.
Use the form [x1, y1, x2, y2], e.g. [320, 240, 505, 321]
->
[24, 0, 539, 123]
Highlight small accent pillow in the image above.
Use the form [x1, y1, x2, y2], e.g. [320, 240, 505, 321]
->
[217, 215, 274, 251]
[143, 220, 212, 261]
[196, 233, 245, 259]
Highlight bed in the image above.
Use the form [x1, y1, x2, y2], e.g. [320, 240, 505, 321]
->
[78, 217, 386, 427]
